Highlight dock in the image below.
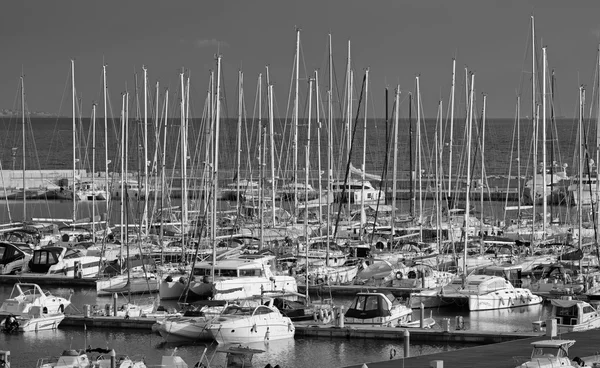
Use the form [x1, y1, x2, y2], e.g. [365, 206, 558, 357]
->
[343, 328, 600, 368]
[0, 274, 97, 287]
[298, 284, 422, 298]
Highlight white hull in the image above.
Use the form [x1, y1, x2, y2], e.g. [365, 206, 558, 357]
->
[208, 318, 294, 344]
[17, 314, 64, 332]
[159, 275, 297, 301]
[157, 317, 214, 342]
[96, 273, 159, 296]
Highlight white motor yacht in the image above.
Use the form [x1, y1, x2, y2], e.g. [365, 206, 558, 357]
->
[207, 298, 295, 344]
[440, 274, 542, 311]
[0, 282, 71, 317]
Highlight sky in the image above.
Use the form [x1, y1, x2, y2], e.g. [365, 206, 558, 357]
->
[2, 0, 600, 118]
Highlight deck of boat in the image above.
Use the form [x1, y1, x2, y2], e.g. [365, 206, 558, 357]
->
[344, 328, 600, 368]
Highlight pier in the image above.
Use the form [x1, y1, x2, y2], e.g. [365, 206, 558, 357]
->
[343, 328, 600, 368]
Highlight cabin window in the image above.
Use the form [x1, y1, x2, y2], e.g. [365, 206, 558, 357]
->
[64, 249, 81, 259]
[218, 269, 237, 277]
[254, 306, 272, 315]
[556, 306, 577, 318]
[583, 306, 595, 314]
[34, 251, 58, 265]
[239, 269, 261, 277]
[0, 246, 6, 260]
[193, 268, 210, 276]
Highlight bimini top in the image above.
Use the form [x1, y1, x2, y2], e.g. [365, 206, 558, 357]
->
[531, 340, 575, 349]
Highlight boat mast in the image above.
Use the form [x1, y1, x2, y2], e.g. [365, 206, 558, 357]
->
[120, 93, 126, 249]
[160, 90, 169, 259]
[480, 94, 486, 252]
[517, 96, 521, 223]
[579, 86, 584, 274]
[409, 93, 414, 217]
[531, 15, 537, 246]
[92, 104, 96, 238]
[268, 70, 276, 226]
[391, 86, 400, 248]
[416, 76, 423, 241]
[143, 66, 149, 236]
[463, 72, 475, 279]
[315, 70, 322, 236]
[21, 76, 26, 221]
[597, 45, 600, 246]
[236, 70, 243, 217]
[71, 60, 77, 223]
[103, 65, 110, 232]
[327, 34, 333, 246]
[304, 76, 313, 266]
[180, 71, 188, 260]
[360, 69, 369, 230]
[448, 58, 456, 203]
[212, 55, 222, 272]
[293, 28, 300, 215]
[258, 73, 263, 247]
[436, 100, 443, 250]
[542, 47, 548, 240]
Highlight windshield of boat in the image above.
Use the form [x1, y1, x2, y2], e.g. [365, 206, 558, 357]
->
[531, 346, 568, 359]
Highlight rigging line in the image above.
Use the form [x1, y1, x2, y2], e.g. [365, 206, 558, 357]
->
[332, 72, 367, 241]
[503, 100, 519, 225]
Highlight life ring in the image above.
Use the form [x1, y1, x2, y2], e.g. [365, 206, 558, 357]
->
[395, 271, 403, 280]
[407, 271, 416, 279]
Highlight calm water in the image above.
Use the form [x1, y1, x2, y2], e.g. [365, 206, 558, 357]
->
[0, 284, 552, 368]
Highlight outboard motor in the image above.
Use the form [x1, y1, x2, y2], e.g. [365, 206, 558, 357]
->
[2, 316, 18, 333]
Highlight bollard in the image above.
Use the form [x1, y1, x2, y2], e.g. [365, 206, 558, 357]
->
[338, 306, 345, 328]
[83, 304, 90, 318]
[430, 360, 443, 368]
[420, 302, 424, 328]
[109, 349, 116, 368]
[113, 293, 118, 317]
[403, 329, 410, 358]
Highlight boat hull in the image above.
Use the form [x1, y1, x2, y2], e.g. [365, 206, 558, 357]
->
[208, 318, 294, 344]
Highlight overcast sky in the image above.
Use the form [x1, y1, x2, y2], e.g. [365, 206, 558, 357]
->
[2, 0, 600, 118]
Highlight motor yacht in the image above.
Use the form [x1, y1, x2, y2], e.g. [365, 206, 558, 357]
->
[27, 246, 101, 278]
[440, 274, 543, 311]
[0, 282, 71, 317]
[206, 298, 295, 344]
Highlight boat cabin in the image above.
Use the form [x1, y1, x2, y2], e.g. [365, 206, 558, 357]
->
[191, 255, 275, 279]
[0, 242, 32, 275]
[28, 247, 85, 273]
[522, 340, 575, 367]
[551, 299, 600, 329]
[216, 345, 264, 368]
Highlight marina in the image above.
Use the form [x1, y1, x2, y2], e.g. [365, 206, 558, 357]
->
[4, 2, 600, 368]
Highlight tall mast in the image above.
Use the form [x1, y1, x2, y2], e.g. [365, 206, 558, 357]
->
[579, 86, 584, 271]
[409, 93, 414, 217]
[21, 76, 26, 221]
[345, 39, 352, 159]
[180, 71, 188, 258]
[360, 69, 369, 229]
[269, 82, 276, 225]
[517, 96, 521, 222]
[531, 16, 537, 243]
[480, 94, 486, 251]
[71, 60, 77, 222]
[92, 104, 97, 237]
[416, 76, 423, 241]
[391, 86, 400, 246]
[448, 58, 456, 200]
[597, 45, 600, 245]
[436, 100, 443, 249]
[327, 34, 333, 245]
[305, 77, 313, 265]
[120, 93, 126, 247]
[315, 70, 323, 234]
[160, 90, 169, 254]
[236, 70, 243, 216]
[143, 66, 149, 235]
[542, 47, 548, 239]
[257, 73, 263, 247]
[464, 72, 475, 279]
[103, 65, 109, 218]
[293, 28, 301, 215]
[212, 55, 222, 269]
